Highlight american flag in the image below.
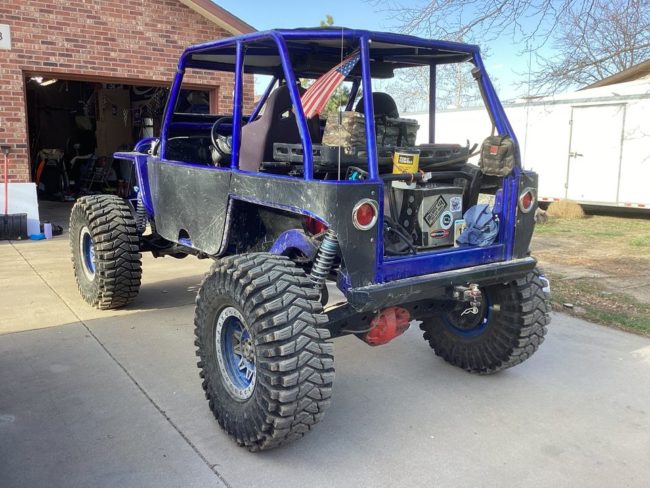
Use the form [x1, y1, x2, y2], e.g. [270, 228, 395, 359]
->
[301, 52, 360, 118]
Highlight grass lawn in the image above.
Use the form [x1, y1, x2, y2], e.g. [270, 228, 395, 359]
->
[532, 213, 650, 337]
[534, 214, 650, 248]
[547, 272, 650, 337]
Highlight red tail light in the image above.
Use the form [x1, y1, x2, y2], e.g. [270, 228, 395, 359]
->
[352, 199, 378, 230]
[304, 216, 327, 235]
[519, 188, 536, 213]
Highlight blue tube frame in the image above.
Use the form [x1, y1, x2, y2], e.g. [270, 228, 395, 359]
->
[149, 28, 523, 286]
[160, 67, 185, 160]
[345, 79, 360, 112]
[230, 41, 244, 169]
[360, 37, 379, 181]
[248, 75, 277, 123]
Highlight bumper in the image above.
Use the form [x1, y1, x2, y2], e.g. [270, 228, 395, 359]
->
[345, 257, 537, 312]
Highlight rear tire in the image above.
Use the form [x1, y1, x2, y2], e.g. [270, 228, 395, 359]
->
[69, 195, 142, 309]
[194, 253, 334, 451]
[420, 268, 550, 374]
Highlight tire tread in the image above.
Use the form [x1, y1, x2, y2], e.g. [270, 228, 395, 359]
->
[69, 195, 142, 309]
[420, 268, 550, 374]
[194, 253, 334, 451]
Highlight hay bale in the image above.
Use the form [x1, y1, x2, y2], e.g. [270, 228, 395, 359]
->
[546, 200, 585, 219]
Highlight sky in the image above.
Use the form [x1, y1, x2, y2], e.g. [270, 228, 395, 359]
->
[214, 0, 545, 101]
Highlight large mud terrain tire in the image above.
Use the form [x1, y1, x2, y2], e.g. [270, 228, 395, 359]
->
[420, 268, 550, 374]
[194, 253, 334, 451]
[69, 195, 142, 309]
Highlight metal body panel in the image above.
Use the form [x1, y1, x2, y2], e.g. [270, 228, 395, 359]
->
[114, 151, 154, 217]
[513, 171, 538, 258]
[230, 172, 380, 287]
[147, 159, 231, 254]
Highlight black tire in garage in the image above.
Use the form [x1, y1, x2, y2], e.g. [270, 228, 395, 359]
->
[69, 195, 142, 309]
[194, 253, 334, 451]
[419, 268, 550, 374]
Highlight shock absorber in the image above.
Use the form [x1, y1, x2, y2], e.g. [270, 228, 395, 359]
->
[135, 187, 147, 234]
[310, 229, 339, 289]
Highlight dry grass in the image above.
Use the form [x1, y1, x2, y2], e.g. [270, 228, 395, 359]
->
[548, 272, 650, 336]
[533, 214, 650, 254]
[545, 200, 586, 219]
[533, 213, 650, 334]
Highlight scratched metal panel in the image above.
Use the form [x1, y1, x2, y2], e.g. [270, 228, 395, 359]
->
[231, 173, 380, 287]
[147, 159, 231, 255]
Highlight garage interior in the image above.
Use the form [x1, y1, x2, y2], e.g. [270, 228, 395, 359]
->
[25, 75, 208, 202]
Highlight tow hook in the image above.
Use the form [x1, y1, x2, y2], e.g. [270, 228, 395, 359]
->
[454, 284, 482, 316]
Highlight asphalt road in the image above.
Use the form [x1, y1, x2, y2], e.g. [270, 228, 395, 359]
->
[1, 235, 649, 488]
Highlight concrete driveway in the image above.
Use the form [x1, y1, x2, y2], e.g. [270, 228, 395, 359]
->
[1, 222, 649, 487]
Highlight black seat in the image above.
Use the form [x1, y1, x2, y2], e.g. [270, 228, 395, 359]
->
[354, 92, 400, 118]
[239, 84, 321, 172]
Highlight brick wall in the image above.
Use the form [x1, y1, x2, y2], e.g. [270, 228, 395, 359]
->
[0, 0, 254, 182]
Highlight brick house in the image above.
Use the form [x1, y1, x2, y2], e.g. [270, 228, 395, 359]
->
[0, 0, 254, 184]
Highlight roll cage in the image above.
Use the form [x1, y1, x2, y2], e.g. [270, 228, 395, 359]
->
[164, 28, 519, 180]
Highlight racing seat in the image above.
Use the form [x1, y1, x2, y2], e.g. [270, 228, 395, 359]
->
[354, 92, 400, 118]
[239, 84, 321, 172]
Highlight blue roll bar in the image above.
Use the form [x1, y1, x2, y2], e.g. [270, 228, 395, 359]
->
[359, 37, 379, 181]
[162, 28, 484, 181]
[230, 41, 245, 169]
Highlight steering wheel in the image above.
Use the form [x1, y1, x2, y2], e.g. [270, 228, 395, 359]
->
[210, 116, 233, 160]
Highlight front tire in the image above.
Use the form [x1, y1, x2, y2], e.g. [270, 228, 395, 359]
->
[69, 195, 142, 309]
[194, 253, 334, 451]
[420, 268, 550, 374]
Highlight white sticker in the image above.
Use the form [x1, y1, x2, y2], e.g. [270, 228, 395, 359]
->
[454, 219, 466, 247]
[440, 211, 454, 230]
[450, 196, 462, 213]
[0, 24, 11, 50]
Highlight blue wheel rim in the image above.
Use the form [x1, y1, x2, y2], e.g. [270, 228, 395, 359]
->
[215, 307, 256, 400]
[80, 227, 96, 279]
[442, 293, 491, 338]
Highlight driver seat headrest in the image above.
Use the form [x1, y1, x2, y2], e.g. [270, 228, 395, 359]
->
[354, 92, 400, 119]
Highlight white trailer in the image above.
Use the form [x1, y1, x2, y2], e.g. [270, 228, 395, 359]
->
[408, 80, 650, 210]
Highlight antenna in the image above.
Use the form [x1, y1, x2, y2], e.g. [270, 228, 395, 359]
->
[337, 26, 344, 181]
[523, 41, 533, 163]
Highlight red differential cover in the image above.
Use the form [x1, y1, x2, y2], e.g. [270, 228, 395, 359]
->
[362, 306, 411, 346]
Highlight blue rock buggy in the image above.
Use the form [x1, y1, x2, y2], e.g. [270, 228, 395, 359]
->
[69, 28, 550, 451]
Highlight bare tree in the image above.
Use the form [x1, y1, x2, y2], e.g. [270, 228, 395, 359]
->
[526, 0, 650, 93]
[373, 0, 650, 94]
[374, 0, 596, 50]
[385, 61, 485, 112]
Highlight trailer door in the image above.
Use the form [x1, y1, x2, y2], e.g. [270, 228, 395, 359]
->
[566, 104, 625, 204]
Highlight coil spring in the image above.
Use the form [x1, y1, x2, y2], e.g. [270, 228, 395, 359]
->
[310, 229, 339, 289]
[136, 190, 147, 234]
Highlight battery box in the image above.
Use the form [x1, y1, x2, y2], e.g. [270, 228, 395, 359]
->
[394, 184, 464, 249]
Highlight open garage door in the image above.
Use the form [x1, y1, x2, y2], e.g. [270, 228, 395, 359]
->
[25, 76, 209, 202]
